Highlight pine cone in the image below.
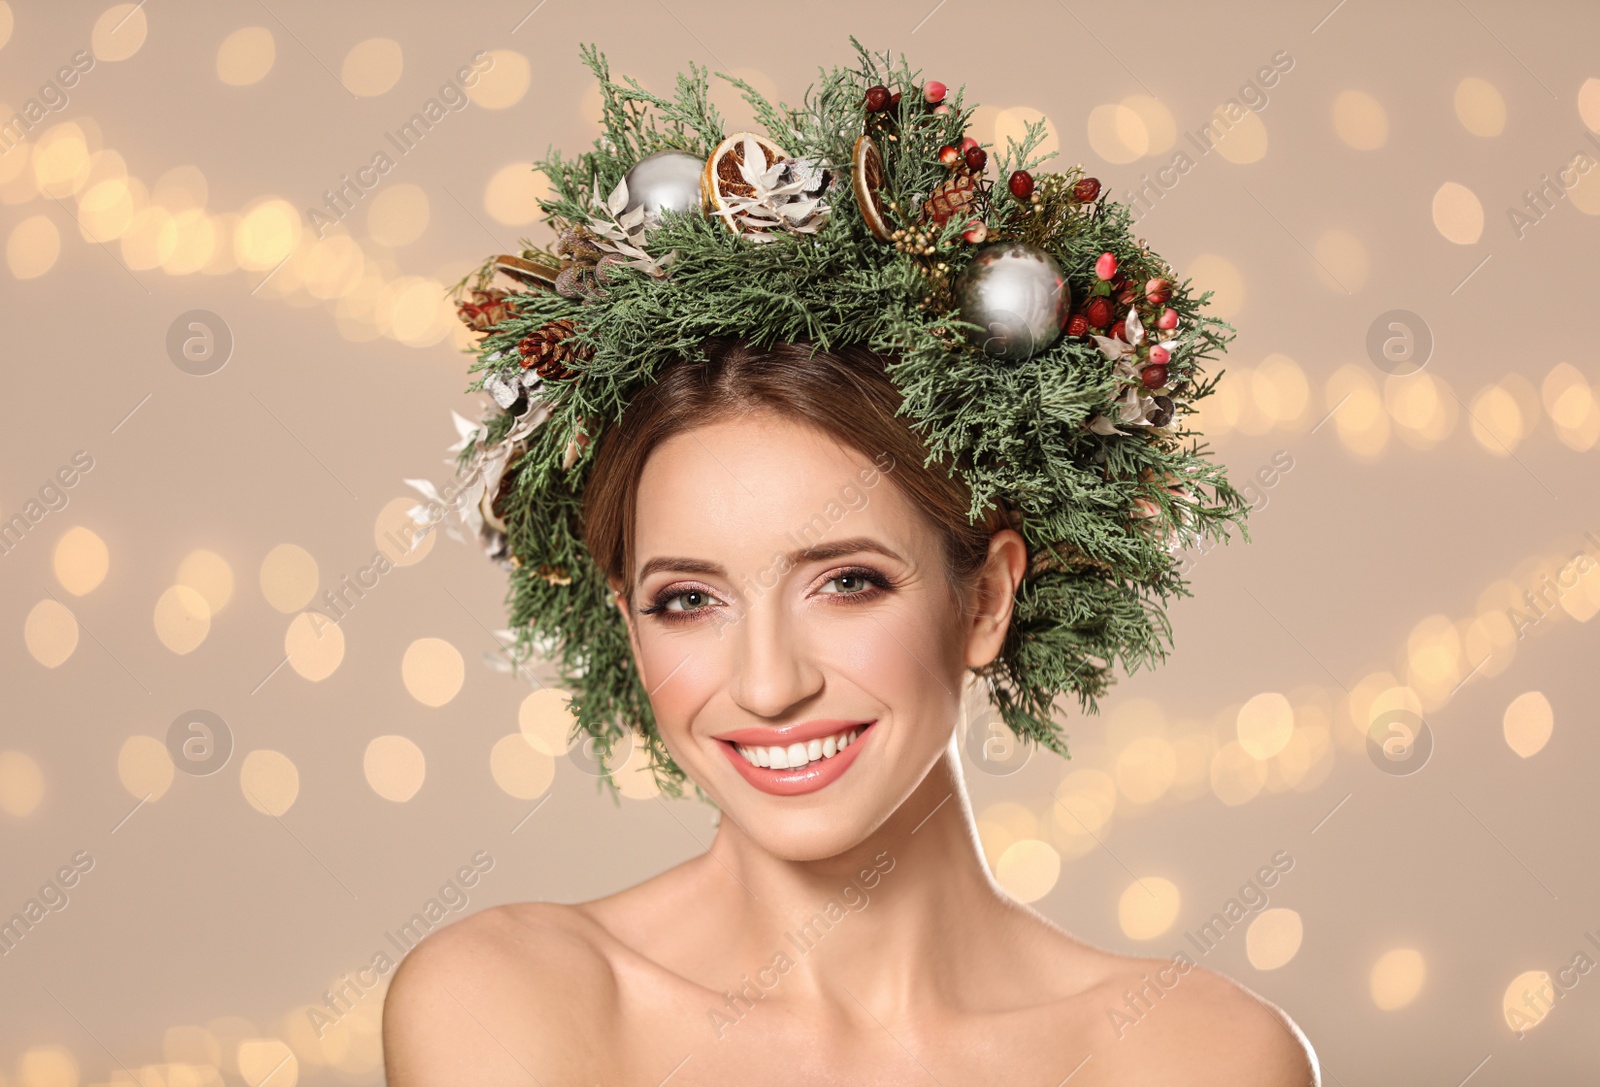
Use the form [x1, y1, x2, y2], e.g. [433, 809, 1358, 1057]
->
[517, 319, 592, 381]
[922, 169, 979, 226]
[457, 288, 511, 333]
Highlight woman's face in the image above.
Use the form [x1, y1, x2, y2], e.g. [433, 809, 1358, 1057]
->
[615, 411, 1020, 861]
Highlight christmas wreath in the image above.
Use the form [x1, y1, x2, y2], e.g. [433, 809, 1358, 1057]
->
[409, 40, 1251, 801]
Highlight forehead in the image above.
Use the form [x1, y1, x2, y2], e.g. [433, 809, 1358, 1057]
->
[632, 414, 915, 560]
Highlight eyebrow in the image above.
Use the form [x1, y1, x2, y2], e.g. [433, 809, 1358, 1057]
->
[636, 537, 905, 582]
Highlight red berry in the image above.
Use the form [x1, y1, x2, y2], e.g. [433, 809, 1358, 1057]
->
[1095, 252, 1118, 280]
[938, 144, 960, 167]
[1148, 344, 1171, 366]
[1008, 170, 1034, 201]
[1141, 363, 1169, 389]
[932, 103, 951, 115]
[962, 218, 988, 244]
[889, 90, 902, 109]
[924, 81, 947, 104]
[1117, 288, 1137, 306]
[1066, 313, 1089, 337]
[1156, 307, 1179, 330]
[865, 85, 890, 112]
[964, 145, 987, 172]
[1145, 277, 1172, 304]
[1085, 297, 1113, 328]
[958, 136, 978, 155]
[1073, 177, 1101, 203]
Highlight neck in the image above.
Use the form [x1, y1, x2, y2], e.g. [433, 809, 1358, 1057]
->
[701, 734, 1019, 1013]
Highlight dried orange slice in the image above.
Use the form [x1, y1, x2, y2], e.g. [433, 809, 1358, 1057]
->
[701, 132, 789, 231]
[851, 134, 893, 241]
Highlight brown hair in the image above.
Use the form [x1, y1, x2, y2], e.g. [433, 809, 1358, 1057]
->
[581, 339, 1015, 611]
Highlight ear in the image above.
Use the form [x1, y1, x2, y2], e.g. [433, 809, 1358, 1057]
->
[608, 577, 641, 655]
[962, 528, 1027, 670]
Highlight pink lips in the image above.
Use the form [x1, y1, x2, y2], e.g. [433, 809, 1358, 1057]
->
[713, 720, 876, 796]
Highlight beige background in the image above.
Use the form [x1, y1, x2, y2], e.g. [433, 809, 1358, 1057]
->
[3, 0, 1599, 1083]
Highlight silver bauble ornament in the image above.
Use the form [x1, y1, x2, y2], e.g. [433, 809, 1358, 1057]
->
[955, 242, 1071, 361]
[620, 150, 704, 224]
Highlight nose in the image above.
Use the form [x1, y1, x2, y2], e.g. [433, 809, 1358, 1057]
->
[724, 595, 824, 719]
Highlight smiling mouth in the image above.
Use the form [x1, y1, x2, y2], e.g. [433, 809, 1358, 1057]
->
[730, 723, 867, 770]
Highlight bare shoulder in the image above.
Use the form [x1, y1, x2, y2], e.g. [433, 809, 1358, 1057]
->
[382, 901, 619, 1086]
[1086, 952, 1318, 1086]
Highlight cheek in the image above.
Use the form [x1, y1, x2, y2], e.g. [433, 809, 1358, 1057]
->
[823, 600, 963, 721]
[635, 631, 727, 733]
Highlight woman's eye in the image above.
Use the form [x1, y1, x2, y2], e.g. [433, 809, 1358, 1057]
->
[665, 589, 719, 611]
[820, 571, 880, 595]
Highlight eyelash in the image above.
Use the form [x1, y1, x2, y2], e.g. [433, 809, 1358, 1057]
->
[638, 566, 895, 625]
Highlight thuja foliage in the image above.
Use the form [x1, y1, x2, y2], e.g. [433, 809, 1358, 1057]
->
[452, 40, 1251, 802]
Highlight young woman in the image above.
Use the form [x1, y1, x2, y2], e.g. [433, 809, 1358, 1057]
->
[383, 341, 1319, 1085]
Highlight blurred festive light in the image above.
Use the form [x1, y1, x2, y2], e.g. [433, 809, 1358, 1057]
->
[342, 38, 403, 96]
[1186, 254, 1244, 318]
[0, 750, 45, 817]
[53, 525, 108, 594]
[18, 1044, 78, 1087]
[297, 234, 365, 299]
[1246, 908, 1303, 970]
[1327, 365, 1389, 458]
[1503, 691, 1554, 758]
[1312, 228, 1368, 292]
[467, 49, 531, 109]
[1431, 181, 1484, 244]
[33, 122, 91, 197]
[1122, 95, 1176, 156]
[77, 177, 135, 242]
[24, 598, 78, 668]
[1502, 970, 1554, 1032]
[1254, 353, 1310, 423]
[154, 584, 211, 654]
[1169, 731, 1217, 803]
[485, 163, 551, 226]
[92, 2, 148, 61]
[237, 1038, 298, 1087]
[177, 549, 234, 613]
[1118, 877, 1180, 940]
[164, 1024, 224, 1067]
[402, 637, 464, 706]
[217, 26, 275, 86]
[153, 163, 209, 212]
[201, 211, 241, 275]
[240, 749, 300, 815]
[1210, 740, 1267, 805]
[1086, 102, 1144, 163]
[519, 688, 577, 755]
[612, 744, 662, 800]
[1542, 362, 1600, 451]
[260, 543, 319, 613]
[367, 182, 428, 247]
[1370, 948, 1426, 1009]
[1384, 372, 1456, 448]
[163, 208, 218, 274]
[1454, 77, 1506, 137]
[364, 735, 426, 802]
[1211, 107, 1267, 164]
[1237, 692, 1294, 759]
[118, 734, 175, 801]
[1115, 735, 1177, 804]
[375, 496, 435, 566]
[1332, 89, 1387, 149]
[0, 2, 11, 49]
[995, 839, 1060, 903]
[121, 204, 179, 269]
[489, 733, 554, 799]
[234, 197, 300, 270]
[1467, 383, 1525, 454]
[285, 611, 344, 681]
[7, 213, 60, 278]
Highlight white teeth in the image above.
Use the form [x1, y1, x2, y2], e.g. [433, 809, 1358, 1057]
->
[734, 726, 864, 769]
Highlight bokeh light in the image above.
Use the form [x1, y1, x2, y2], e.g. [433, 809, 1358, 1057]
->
[401, 637, 464, 706]
[7, 213, 60, 278]
[154, 584, 212, 654]
[92, 3, 148, 62]
[240, 749, 300, 815]
[217, 26, 275, 86]
[467, 49, 531, 109]
[1246, 908, 1304, 970]
[1332, 89, 1388, 149]
[367, 182, 428, 247]
[1371, 948, 1426, 1009]
[1118, 877, 1180, 940]
[364, 735, 426, 802]
[994, 839, 1060, 903]
[484, 163, 551, 226]
[1503, 691, 1553, 758]
[489, 733, 554, 799]
[1431, 182, 1484, 244]
[519, 688, 576, 755]
[0, 750, 46, 817]
[285, 611, 344, 681]
[260, 544, 319, 612]
[177, 548, 234, 613]
[24, 598, 78, 668]
[342, 38, 403, 96]
[53, 526, 108, 595]
[118, 734, 175, 801]
[1454, 77, 1506, 137]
